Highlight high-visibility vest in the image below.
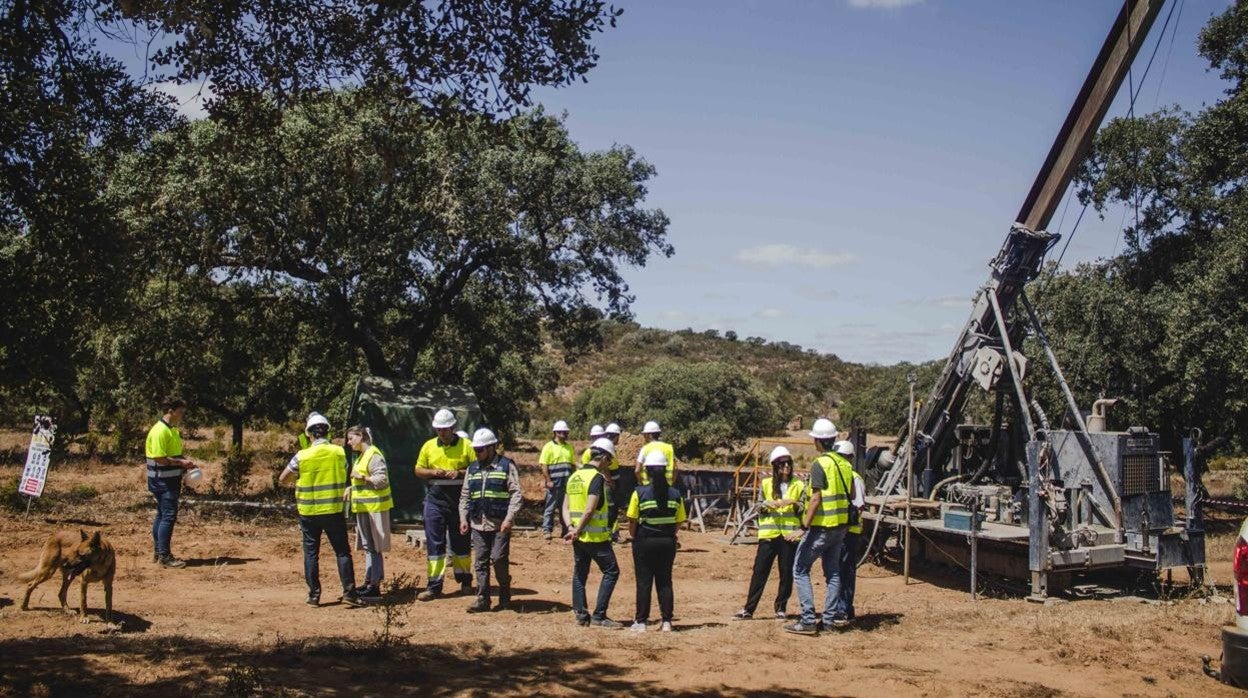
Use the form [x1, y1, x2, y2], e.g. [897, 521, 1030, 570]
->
[566, 466, 610, 543]
[758, 476, 806, 540]
[540, 441, 576, 480]
[144, 419, 184, 478]
[466, 457, 513, 520]
[350, 445, 393, 514]
[637, 441, 676, 485]
[810, 452, 852, 528]
[633, 485, 686, 527]
[294, 441, 348, 516]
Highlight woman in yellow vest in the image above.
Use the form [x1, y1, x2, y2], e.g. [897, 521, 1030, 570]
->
[733, 446, 805, 620]
[626, 449, 687, 632]
[347, 425, 392, 600]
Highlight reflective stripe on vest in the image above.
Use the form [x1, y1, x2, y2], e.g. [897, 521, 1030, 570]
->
[758, 476, 805, 539]
[634, 485, 684, 527]
[350, 445, 393, 514]
[295, 442, 348, 516]
[566, 467, 610, 542]
[466, 458, 512, 521]
[810, 453, 852, 527]
[145, 459, 183, 479]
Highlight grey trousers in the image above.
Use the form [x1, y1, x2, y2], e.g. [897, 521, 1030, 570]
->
[470, 528, 512, 600]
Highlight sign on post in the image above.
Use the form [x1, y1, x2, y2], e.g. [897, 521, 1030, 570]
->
[19, 416, 56, 498]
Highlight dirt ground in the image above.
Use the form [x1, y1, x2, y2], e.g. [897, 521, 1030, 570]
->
[0, 449, 1239, 697]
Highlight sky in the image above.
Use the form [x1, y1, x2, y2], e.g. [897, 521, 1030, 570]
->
[148, 0, 1233, 365]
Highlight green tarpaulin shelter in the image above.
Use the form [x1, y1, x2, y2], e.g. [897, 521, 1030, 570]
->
[346, 376, 482, 523]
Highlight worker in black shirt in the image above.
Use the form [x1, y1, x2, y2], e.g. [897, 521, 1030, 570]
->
[626, 449, 687, 632]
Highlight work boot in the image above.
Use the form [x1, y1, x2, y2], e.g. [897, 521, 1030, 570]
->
[417, 589, 440, 602]
[467, 596, 491, 613]
[306, 593, 320, 607]
[496, 586, 511, 609]
[342, 590, 366, 607]
[460, 580, 474, 595]
[829, 615, 851, 629]
[357, 584, 381, 600]
[158, 555, 187, 569]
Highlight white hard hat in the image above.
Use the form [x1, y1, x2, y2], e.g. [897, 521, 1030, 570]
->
[456, 430, 470, 440]
[471, 428, 498, 448]
[432, 408, 457, 429]
[642, 449, 669, 467]
[305, 412, 329, 431]
[768, 446, 793, 464]
[809, 418, 838, 440]
[553, 420, 570, 433]
[642, 420, 661, 434]
[834, 440, 855, 456]
[605, 423, 622, 435]
[589, 424, 605, 438]
[590, 437, 616, 457]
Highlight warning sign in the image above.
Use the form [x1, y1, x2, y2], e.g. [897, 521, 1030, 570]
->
[18, 416, 56, 498]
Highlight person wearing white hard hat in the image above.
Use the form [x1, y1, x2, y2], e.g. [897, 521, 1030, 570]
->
[414, 408, 475, 600]
[144, 397, 201, 569]
[785, 418, 854, 635]
[831, 439, 866, 623]
[581, 423, 622, 538]
[733, 445, 806, 620]
[602, 423, 627, 537]
[627, 448, 687, 632]
[458, 428, 522, 612]
[539, 421, 576, 540]
[635, 420, 677, 487]
[563, 437, 623, 628]
[280, 412, 363, 607]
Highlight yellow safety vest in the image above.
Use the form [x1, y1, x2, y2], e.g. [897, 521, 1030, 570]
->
[294, 441, 348, 516]
[144, 419, 184, 478]
[540, 441, 576, 480]
[566, 466, 610, 543]
[758, 476, 806, 539]
[637, 440, 676, 485]
[350, 445, 393, 514]
[810, 452, 853, 528]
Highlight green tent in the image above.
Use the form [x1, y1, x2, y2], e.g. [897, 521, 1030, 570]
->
[346, 376, 482, 523]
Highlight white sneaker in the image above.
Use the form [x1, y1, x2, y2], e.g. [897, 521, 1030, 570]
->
[660, 621, 673, 632]
[629, 622, 646, 633]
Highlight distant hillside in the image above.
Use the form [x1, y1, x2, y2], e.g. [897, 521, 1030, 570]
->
[524, 320, 940, 438]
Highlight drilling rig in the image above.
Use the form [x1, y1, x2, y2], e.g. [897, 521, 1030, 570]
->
[859, 0, 1206, 599]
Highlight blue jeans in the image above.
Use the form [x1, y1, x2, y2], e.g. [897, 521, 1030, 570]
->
[541, 477, 569, 534]
[833, 532, 861, 620]
[147, 476, 182, 557]
[792, 525, 847, 627]
[299, 513, 356, 597]
[572, 540, 619, 622]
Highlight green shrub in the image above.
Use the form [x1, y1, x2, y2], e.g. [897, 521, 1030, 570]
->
[572, 360, 785, 459]
[219, 447, 254, 495]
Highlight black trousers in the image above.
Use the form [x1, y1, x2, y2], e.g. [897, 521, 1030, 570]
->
[741, 536, 797, 615]
[299, 513, 355, 597]
[632, 535, 676, 623]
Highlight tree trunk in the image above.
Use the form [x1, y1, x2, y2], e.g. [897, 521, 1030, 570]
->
[232, 417, 245, 451]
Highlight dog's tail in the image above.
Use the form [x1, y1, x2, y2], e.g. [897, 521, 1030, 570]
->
[16, 565, 41, 582]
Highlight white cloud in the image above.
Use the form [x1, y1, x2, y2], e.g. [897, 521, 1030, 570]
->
[146, 80, 214, 120]
[735, 244, 857, 269]
[848, 0, 924, 8]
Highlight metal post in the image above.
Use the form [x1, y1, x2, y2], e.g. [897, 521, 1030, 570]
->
[970, 496, 979, 602]
[1027, 440, 1049, 601]
[904, 372, 916, 585]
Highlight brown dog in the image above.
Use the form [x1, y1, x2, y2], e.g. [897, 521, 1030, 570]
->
[19, 529, 115, 623]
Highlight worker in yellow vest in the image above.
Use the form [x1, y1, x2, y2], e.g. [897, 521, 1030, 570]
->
[635, 420, 676, 486]
[144, 397, 200, 568]
[280, 412, 363, 607]
[346, 425, 392, 600]
[540, 420, 576, 540]
[627, 449, 687, 632]
[785, 418, 853, 635]
[563, 437, 623, 628]
[831, 440, 865, 623]
[414, 408, 475, 600]
[733, 446, 806, 620]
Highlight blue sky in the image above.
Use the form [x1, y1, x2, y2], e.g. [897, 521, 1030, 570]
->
[147, 0, 1231, 365]
[522, 0, 1232, 364]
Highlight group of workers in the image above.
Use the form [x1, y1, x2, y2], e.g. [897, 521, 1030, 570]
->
[143, 399, 864, 635]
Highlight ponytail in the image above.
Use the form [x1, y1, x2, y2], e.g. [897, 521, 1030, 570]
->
[648, 465, 669, 508]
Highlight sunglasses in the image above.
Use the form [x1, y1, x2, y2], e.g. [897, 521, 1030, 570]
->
[775, 459, 794, 466]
